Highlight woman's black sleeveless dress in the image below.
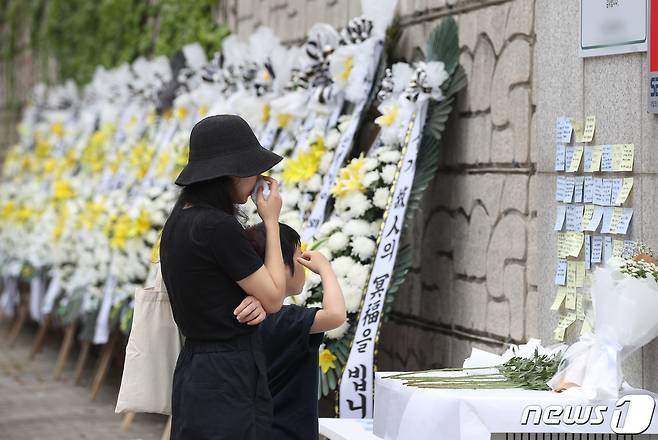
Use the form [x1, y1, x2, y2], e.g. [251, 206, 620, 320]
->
[160, 206, 272, 439]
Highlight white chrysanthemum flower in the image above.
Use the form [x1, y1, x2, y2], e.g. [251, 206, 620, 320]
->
[363, 171, 379, 188]
[328, 231, 350, 252]
[319, 153, 333, 173]
[283, 187, 301, 207]
[317, 246, 332, 260]
[325, 130, 340, 149]
[325, 318, 350, 340]
[363, 157, 378, 171]
[318, 218, 343, 237]
[373, 187, 390, 209]
[344, 219, 371, 237]
[379, 149, 401, 164]
[392, 62, 415, 92]
[351, 236, 377, 261]
[332, 256, 356, 278]
[381, 164, 397, 184]
[306, 270, 322, 288]
[347, 263, 370, 289]
[307, 174, 323, 192]
[370, 220, 383, 237]
[342, 282, 363, 313]
[335, 192, 371, 219]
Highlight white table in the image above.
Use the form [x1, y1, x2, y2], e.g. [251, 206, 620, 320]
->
[374, 372, 658, 440]
[319, 418, 379, 439]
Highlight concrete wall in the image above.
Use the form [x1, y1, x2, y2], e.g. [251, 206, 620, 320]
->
[232, 0, 658, 394]
[532, 0, 658, 392]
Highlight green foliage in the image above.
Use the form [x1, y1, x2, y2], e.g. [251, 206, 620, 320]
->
[2, 0, 230, 85]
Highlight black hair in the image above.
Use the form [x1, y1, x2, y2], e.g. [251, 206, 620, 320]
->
[245, 222, 301, 275]
[160, 176, 247, 261]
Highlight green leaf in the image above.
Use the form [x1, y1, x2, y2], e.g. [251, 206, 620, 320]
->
[425, 16, 460, 74]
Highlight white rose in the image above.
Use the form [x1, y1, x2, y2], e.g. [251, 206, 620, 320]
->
[373, 187, 390, 209]
[381, 164, 397, 184]
[351, 236, 377, 261]
[328, 231, 349, 252]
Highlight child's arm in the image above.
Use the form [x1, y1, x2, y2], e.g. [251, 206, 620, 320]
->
[296, 250, 346, 334]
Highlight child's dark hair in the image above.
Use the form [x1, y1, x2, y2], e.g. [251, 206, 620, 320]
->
[245, 222, 301, 275]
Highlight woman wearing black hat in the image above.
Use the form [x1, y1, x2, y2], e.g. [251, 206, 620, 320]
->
[160, 115, 287, 439]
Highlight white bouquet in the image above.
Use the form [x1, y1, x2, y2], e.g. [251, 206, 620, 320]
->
[548, 245, 658, 399]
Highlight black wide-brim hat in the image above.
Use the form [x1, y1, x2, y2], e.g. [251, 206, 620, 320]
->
[175, 114, 283, 186]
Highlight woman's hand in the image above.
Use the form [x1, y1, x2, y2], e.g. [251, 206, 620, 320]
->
[234, 296, 267, 326]
[255, 176, 282, 224]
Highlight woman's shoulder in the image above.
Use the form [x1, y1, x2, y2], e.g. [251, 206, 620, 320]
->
[194, 207, 244, 232]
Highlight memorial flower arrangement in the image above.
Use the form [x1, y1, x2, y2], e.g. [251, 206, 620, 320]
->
[548, 244, 658, 399]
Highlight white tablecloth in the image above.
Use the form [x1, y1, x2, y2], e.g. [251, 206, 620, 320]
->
[374, 372, 658, 440]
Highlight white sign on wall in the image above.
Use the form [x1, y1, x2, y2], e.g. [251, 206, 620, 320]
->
[581, 0, 648, 57]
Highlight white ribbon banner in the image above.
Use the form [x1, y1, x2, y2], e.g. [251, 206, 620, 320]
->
[339, 100, 428, 418]
[301, 99, 367, 241]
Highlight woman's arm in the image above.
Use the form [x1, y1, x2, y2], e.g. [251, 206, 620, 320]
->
[297, 251, 347, 333]
[236, 178, 286, 313]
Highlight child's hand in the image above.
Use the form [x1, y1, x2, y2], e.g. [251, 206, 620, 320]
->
[296, 250, 331, 276]
[234, 296, 267, 326]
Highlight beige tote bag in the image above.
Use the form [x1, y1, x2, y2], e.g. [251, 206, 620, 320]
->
[115, 263, 183, 415]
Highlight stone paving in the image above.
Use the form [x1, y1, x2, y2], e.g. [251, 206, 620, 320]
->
[0, 320, 167, 440]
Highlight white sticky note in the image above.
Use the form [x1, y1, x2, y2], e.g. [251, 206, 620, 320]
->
[556, 176, 567, 202]
[603, 236, 613, 261]
[574, 176, 584, 203]
[583, 115, 596, 143]
[555, 205, 567, 231]
[583, 146, 593, 172]
[556, 117, 573, 143]
[555, 144, 566, 171]
[555, 259, 567, 286]
[601, 207, 615, 234]
[620, 144, 634, 172]
[614, 208, 633, 235]
[601, 145, 613, 171]
[583, 176, 594, 203]
[584, 235, 591, 270]
[566, 205, 585, 232]
[563, 177, 576, 203]
[585, 206, 604, 232]
[611, 178, 623, 207]
[591, 236, 603, 263]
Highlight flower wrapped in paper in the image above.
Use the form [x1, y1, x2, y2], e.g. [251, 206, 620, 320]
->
[548, 245, 658, 399]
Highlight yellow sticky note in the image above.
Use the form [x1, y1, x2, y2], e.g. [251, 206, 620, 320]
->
[550, 287, 567, 311]
[613, 239, 625, 257]
[580, 318, 593, 335]
[620, 144, 634, 172]
[567, 146, 584, 172]
[581, 205, 595, 231]
[566, 261, 577, 287]
[575, 261, 585, 288]
[576, 292, 585, 319]
[615, 178, 634, 205]
[566, 232, 584, 257]
[565, 286, 577, 310]
[572, 119, 584, 143]
[611, 144, 624, 171]
[582, 116, 596, 143]
[585, 272, 593, 287]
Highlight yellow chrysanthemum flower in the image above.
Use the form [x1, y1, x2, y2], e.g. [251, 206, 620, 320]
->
[331, 156, 366, 197]
[110, 214, 131, 249]
[198, 104, 209, 117]
[133, 209, 151, 236]
[261, 103, 271, 124]
[375, 104, 399, 127]
[276, 113, 291, 128]
[337, 56, 354, 83]
[15, 206, 34, 223]
[53, 180, 76, 200]
[176, 106, 188, 121]
[50, 122, 64, 137]
[1, 202, 16, 220]
[319, 349, 337, 373]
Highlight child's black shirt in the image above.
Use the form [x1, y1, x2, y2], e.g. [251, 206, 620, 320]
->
[259, 304, 324, 440]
